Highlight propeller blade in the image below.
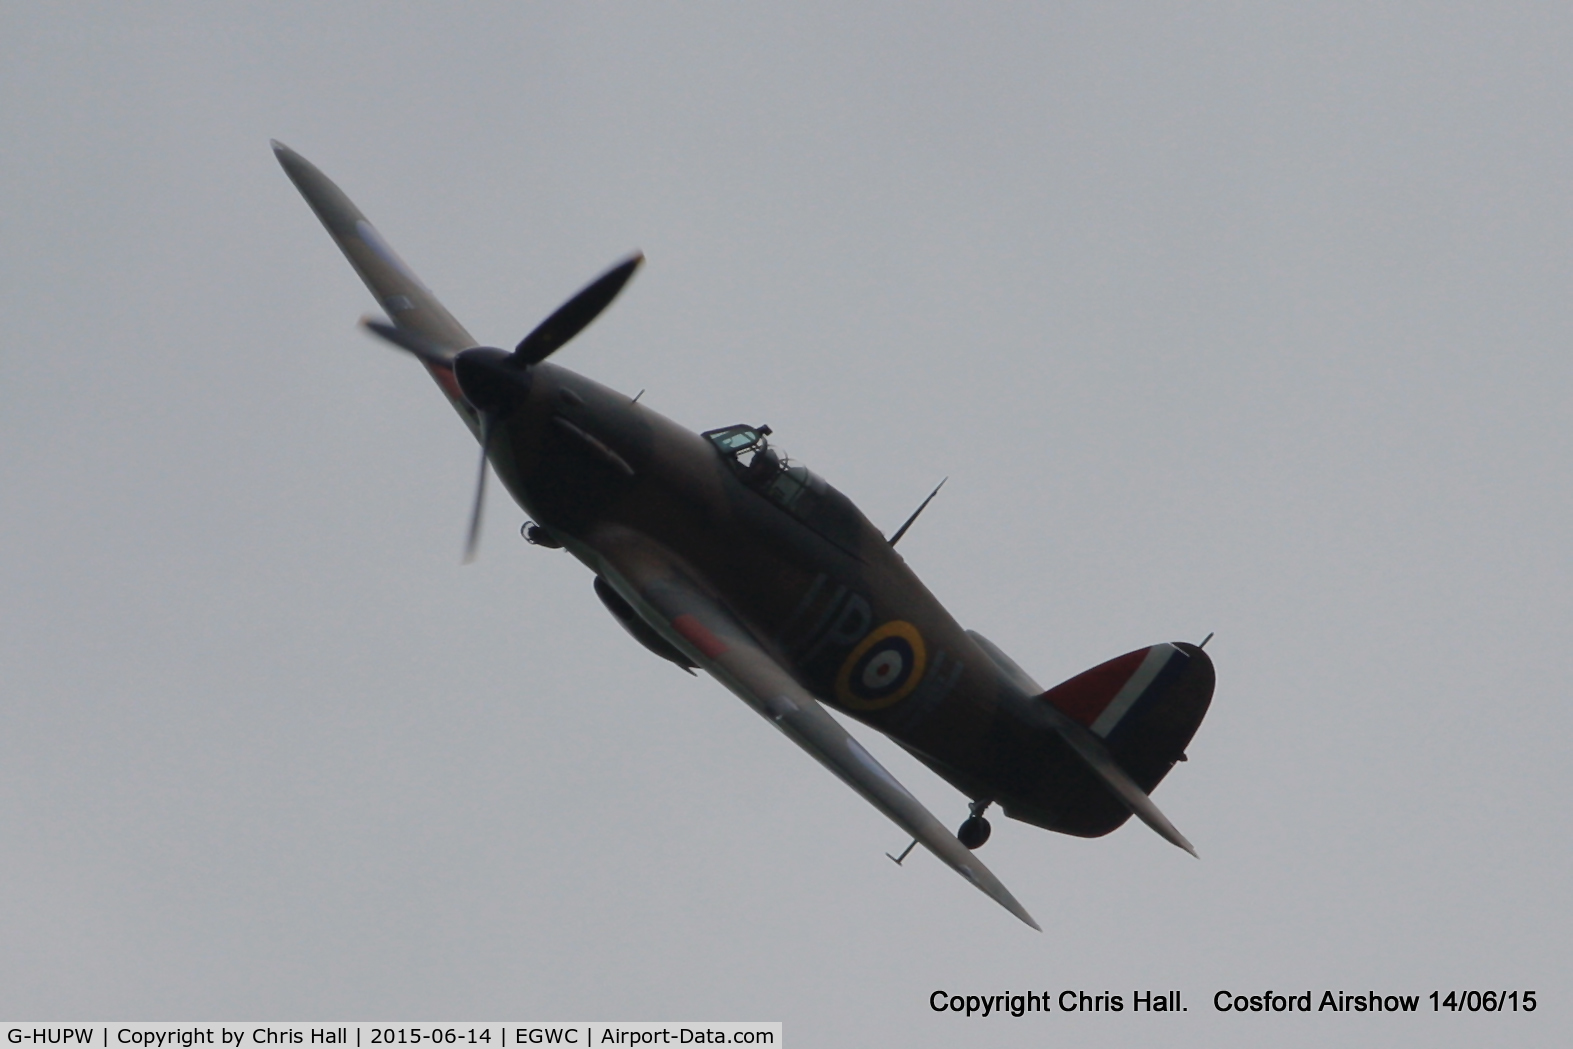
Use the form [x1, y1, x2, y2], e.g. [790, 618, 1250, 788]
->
[513, 253, 643, 365]
[463, 412, 494, 563]
[362, 317, 455, 369]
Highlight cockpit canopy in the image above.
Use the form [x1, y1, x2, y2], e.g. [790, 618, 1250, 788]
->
[703, 424, 816, 515]
[703, 424, 866, 556]
[706, 424, 768, 459]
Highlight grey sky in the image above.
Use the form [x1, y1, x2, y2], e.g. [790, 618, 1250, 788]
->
[2, 4, 1568, 1046]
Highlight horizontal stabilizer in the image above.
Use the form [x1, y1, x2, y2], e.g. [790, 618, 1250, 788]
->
[1034, 703, 1196, 856]
[1022, 641, 1214, 851]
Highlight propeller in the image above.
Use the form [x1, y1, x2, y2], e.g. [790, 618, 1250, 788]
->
[360, 319, 451, 368]
[515, 253, 643, 364]
[464, 412, 495, 563]
[362, 252, 644, 561]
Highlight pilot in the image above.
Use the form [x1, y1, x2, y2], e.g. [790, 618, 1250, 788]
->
[743, 443, 781, 485]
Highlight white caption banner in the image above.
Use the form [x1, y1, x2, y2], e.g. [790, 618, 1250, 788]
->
[3, 1026, 781, 1048]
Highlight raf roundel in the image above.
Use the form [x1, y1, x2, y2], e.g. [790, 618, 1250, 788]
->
[836, 621, 928, 710]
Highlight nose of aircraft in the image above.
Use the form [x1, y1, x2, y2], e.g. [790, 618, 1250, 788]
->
[453, 346, 530, 416]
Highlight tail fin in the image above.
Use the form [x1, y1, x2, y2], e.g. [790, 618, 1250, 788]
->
[1040, 641, 1214, 794]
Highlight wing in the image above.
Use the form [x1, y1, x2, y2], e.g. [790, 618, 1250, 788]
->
[273, 141, 477, 423]
[588, 526, 1040, 930]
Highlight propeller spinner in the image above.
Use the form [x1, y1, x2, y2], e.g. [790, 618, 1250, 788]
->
[363, 252, 644, 560]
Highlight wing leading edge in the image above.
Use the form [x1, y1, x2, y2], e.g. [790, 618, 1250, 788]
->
[584, 526, 1040, 931]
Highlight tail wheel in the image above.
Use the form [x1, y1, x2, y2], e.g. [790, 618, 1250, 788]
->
[957, 815, 992, 850]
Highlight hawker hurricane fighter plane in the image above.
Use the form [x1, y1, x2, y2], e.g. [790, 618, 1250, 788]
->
[275, 142, 1215, 929]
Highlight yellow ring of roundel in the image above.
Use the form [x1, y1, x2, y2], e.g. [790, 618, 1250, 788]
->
[835, 620, 927, 711]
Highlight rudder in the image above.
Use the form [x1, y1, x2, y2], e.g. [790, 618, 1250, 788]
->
[1039, 641, 1214, 794]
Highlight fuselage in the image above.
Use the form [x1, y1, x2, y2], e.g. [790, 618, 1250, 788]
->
[486, 360, 1132, 837]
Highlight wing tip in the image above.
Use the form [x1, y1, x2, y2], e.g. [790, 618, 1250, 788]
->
[270, 138, 311, 178]
[1001, 892, 1041, 931]
[955, 858, 1041, 931]
[990, 883, 1041, 931]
